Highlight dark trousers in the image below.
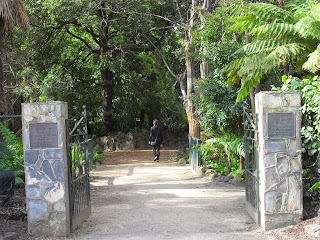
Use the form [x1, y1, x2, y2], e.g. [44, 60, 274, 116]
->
[153, 143, 161, 160]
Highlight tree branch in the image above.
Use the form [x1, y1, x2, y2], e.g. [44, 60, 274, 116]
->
[64, 26, 99, 55]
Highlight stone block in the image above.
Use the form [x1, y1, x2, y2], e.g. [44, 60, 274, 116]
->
[25, 150, 40, 165]
[265, 191, 282, 212]
[27, 167, 51, 185]
[53, 200, 66, 212]
[277, 180, 287, 194]
[287, 140, 301, 157]
[277, 157, 289, 179]
[265, 167, 280, 189]
[44, 149, 63, 159]
[264, 212, 302, 230]
[0, 232, 19, 240]
[264, 153, 276, 168]
[42, 160, 56, 181]
[26, 186, 40, 199]
[290, 157, 301, 173]
[287, 174, 302, 211]
[265, 140, 286, 153]
[52, 160, 64, 182]
[28, 200, 48, 221]
[34, 156, 44, 171]
[44, 182, 65, 203]
[22, 129, 30, 149]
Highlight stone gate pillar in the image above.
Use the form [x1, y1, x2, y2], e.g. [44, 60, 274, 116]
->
[255, 92, 303, 231]
[22, 102, 70, 237]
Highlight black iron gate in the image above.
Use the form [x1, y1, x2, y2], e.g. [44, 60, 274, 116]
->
[190, 136, 202, 171]
[243, 105, 260, 224]
[67, 106, 92, 232]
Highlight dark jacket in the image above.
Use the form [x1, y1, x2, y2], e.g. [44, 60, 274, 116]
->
[150, 126, 163, 144]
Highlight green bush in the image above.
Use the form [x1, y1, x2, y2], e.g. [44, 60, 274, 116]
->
[0, 122, 24, 184]
[199, 132, 244, 175]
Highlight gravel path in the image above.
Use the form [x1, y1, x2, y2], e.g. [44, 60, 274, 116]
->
[70, 150, 269, 240]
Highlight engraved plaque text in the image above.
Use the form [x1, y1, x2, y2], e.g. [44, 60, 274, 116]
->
[30, 123, 58, 148]
[268, 113, 296, 139]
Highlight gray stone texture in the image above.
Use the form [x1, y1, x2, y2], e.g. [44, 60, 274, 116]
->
[22, 102, 70, 237]
[28, 200, 48, 221]
[265, 140, 286, 152]
[96, 131, 188, 152]
[255, 92, 302, 231]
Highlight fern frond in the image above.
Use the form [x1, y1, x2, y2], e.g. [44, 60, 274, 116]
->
[243, 40, 282, 55]
[246, 3, 293, 24]
[228, 3, 293, 33]
[307, 0, 320, 22]
[236, 76, 261, 102]
[228, 15, 261, 32]
[251, 23, 298, 38]
[265, 43, 306, 64]
[295, 16, 320, 41]
[303, 44, 320, 73]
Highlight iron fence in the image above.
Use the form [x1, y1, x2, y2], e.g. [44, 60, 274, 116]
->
[67, 106, 92, 231]
[243, 105, 260, 224]
[190, 136, 202, 171]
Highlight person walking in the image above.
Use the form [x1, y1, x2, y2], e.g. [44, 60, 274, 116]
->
[149, 119, 163, 162]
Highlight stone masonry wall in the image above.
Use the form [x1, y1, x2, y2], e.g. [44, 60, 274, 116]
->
[22, 102, 70, 237]
[255, 92, 303, 231]
[95, 131, 189, 152]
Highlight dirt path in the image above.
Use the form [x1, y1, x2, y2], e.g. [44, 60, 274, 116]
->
[70, 149, 270, 240]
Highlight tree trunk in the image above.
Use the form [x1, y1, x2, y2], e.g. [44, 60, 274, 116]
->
[200, 0, 211, 79]
[185, 0, 201, 140]
[0, 21, 6, 115]
[186, 48, 200, 139]
[101, 67, 114, 134]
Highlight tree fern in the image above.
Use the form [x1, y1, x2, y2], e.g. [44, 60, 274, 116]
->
[226, 0, 320, 100]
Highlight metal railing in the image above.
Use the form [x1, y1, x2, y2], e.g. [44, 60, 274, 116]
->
[243, 105, 260, 224]
[67, 106, 92, 231]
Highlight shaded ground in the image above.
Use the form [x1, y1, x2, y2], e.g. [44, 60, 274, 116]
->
[69, 149, 268, 240]
[1, 149, 319, 239]
[0, 188, 27, 239]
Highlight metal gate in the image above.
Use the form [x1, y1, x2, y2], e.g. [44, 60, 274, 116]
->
[67, 106, 92, 231]
[243, 105, 260, 224]
[190, 136, 202, 171]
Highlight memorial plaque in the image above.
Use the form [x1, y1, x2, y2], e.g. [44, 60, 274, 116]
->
[268, 113, 296, 139]
[30, 123, 58, 148]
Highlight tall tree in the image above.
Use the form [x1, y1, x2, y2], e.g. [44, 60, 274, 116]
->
[175, 0, 203, 140]
[25, 0, 173, 134]
[0, 0, 28, 114]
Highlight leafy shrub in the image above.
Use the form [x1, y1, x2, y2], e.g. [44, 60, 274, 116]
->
[199, 132, 244, 174]
[0, 122, 24, 184]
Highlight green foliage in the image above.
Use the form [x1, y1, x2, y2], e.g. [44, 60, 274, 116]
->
[194, 78, 242, 134]
[192, 3, 243, 135]
[199, 132, 244, 174]
[274, 75, 320, 156]
[9, 0, 185, 134]
[309, 182, 320, 191]
[93, 146, 104, 164]
[226, 0, 320, 101]
[0, 122, 24, 184]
